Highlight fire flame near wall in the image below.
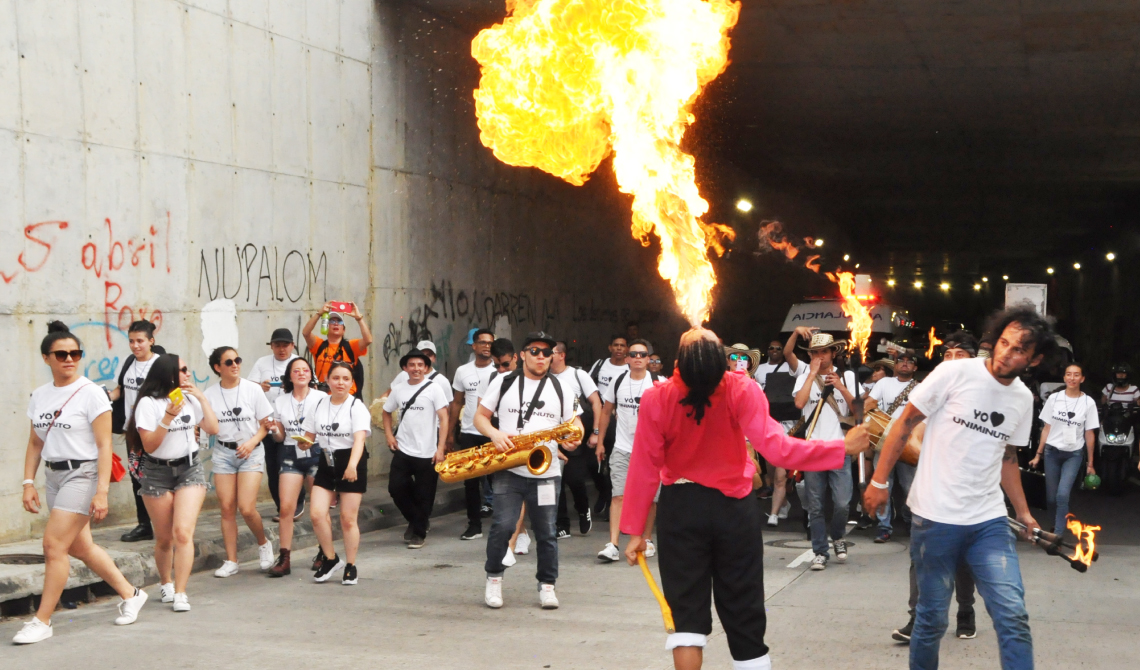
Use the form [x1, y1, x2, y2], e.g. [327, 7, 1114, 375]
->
[471, 0, 740, 326]
[926, 326, 943, 359]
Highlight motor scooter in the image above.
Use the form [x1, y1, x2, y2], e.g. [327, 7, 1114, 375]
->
[1097, 402, 1136, 495]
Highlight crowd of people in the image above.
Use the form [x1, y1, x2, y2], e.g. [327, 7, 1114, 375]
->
[13, 300, 1119, 670]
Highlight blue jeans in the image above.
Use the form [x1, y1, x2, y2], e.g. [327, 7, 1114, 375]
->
[873, 451, 916, 533]
[485, 472, 561, 585]
[803, 455, 852, 556]
[911, 515, 1033, 670]
[1044, 445, 1083, 533]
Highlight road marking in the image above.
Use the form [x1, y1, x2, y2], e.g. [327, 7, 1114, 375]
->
[787, 548, 815, 568]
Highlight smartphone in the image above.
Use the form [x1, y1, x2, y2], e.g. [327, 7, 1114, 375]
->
[329, 301, 355, 314]
[168, 387, 185, 405]
[290, 434, 314, 447]
[269, 379, 283, 388]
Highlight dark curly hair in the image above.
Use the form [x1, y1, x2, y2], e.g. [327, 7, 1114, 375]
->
[982, 305, 1057, 362]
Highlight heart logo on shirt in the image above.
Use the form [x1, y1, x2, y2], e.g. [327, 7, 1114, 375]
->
[181, 415, 191, 424]
[989, 411, 1005, 427]
[53, 409, 61, 417]
[330, 422, 340, 431]
[232, 407, 243, 416]
[135, 377, 145, 385]
[1067, 411, 1076, 419]
[531, 400, 546, 409]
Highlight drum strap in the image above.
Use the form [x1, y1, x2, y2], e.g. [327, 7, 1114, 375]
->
[885, 379, 919, 416]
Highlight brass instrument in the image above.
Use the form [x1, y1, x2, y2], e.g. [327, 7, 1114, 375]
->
[434, 420, 584, 483]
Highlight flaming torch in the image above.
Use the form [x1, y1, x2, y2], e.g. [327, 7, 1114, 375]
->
[471, 0, 740, 326]
[1007, 515, 1100, 573]
[925, 327, 943, 359]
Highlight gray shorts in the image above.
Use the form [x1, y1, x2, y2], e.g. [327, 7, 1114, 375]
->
[609, 449, 661, 502]
[140, 456, 208, 497]
[45, 461, 98, 515]
[211, 444, 266, 475]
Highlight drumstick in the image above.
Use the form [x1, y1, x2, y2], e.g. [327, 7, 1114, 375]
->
[637, 552, 675, 634]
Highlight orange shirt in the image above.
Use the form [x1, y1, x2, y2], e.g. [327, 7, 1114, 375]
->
[311, 337, 367, 395]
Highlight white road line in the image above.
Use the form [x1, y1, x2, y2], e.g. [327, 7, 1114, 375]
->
[786, 548, 815, 568]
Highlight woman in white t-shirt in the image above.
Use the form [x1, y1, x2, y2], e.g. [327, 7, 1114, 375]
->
[15, 322, 150, 645]
[128, 352, 218, 612]
[1030, 363, 1099, 533]
[203, 347, 276, 578]
[265, 358, 327, 577]
[303, 362, 372, 585]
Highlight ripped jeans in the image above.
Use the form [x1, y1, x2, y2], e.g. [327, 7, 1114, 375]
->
[910, 514, 1033, 670]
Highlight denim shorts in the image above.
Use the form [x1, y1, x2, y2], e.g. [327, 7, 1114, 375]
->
[140, 456, 207, 497]
[45, 461, 99, 515]
[281, 448, 321, 478]
[211, 443, 266, 475]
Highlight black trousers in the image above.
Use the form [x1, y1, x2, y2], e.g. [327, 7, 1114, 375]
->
[556, 450, 591, 530]
[388, 450, 439, 538]
[456, 433, 491, 528]
[130, 473, 151, 528]
[588, 422, 616, 509]
[263, 436, 305, 513]
[658, 483, 769, 662]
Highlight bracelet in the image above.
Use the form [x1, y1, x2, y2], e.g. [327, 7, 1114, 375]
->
[159, 421, 171, 430]
[22, 479, 35, 487]
[869, 478, 889, 490]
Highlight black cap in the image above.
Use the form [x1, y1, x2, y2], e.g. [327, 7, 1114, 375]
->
[522, 331, 557, 348]
[897, 348, 919, 362]
[399, 349, 433, 369]
[268, 328, 294, 345]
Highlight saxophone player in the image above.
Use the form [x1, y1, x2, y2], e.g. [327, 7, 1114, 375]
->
[474, 331, 583, 610]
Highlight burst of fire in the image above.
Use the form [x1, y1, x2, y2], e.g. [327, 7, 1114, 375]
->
[471, 0, 740, 326]
[1066, 514, 1100, 568]
[926, 327, 943, 358]
[826, 271, 872, 361]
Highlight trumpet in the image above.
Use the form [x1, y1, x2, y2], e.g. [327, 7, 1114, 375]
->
[434, 420, 584, 483]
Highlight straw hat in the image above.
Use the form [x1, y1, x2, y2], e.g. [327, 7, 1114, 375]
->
[868, 358, 895, 372]
[726, 343, 761, 371]
[805, 332, 847, 353]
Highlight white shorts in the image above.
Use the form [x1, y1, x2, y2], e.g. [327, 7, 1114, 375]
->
[45, 461, 99, 515]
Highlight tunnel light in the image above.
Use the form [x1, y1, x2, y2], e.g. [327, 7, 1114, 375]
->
[1073, 262, 1081, 270]
[982, 277, 988, 283]
[914, 280, 924, 289]
[940, 282, 950, 291]
[1003, 275, 1009, 280]
[855, 263, 860, 269]
[843, 254, 850, 261]
[814, 238, 825, 247]
[735, 199, 753, 213]
[1106, 252, 1116, 261]
[973, 283, 981, 291]
[1047, 267, 1055, 275]
[887, 279, 896, 287]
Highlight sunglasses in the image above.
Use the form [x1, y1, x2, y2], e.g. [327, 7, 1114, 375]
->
[222, 357, 243, 366]
[628, 351, 650, 358]
[767, 346, 781, 351]
[50, 350, 84, 362]
[526, 347, 554, 358]
[179, 366, 189, 373]
[494, 361, 513, 369]
[474, 339, 494, 346]
[728, 353, 749, 361]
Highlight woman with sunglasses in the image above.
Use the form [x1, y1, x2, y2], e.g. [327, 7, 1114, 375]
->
[203, 347, 276, 578]
[303, 361, 372, 585]
[265, 358, 328, 576]
[128, 352, 219, 613]
[15, 322, 150, 644]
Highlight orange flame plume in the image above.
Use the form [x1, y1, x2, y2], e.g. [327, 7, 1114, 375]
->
[827, 271, 872, 361]
[926, 327, 943, 359]
[471, 0, 740, 326]
[1066, 514, 1100, 568]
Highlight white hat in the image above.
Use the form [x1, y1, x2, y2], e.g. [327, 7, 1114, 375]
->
[415, 340, 437, 354]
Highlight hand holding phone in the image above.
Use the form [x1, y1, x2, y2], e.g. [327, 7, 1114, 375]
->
[329, 301, 355, 314]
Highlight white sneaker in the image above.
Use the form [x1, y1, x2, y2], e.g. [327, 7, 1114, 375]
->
[778, 500, 792, 519]
[258, 540, 274, 571]
[834, 540, 848, 564]
[12, 617, 52, 644]
[515, 532, 531, 555]
[214, 560, 240, 578]
[114, 588, 148, 625]
[172, 593, 191, 612]
[485, 576, 503, 608]
[767, 514, 779, 527]
[159, 582, 174, 603]
[502, 549, 517, 567]
[645, 540, 656, 558]
[539, 583, 559, 609]
[597, 542, 620, 562]
[810, 554, 828, 571]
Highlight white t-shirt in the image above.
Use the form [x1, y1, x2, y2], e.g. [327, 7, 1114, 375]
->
[480, 373, 576, 479]
[302, 396, 372, 452]
[553, 367, 597, 418]
[869, 376, 918, 420]
[792, 370, 858, 442]
[907, 358, 1034, 525]
[590, 359, 629, 400]
[452, 361, 496, 435]
[203, 379, 274, 444]
[274, 389, 328, 457]
[392, 369, 455, 403]
[602, 371, 659, 453]
[121, 354, 160, 423]
[28, 377, 112, 461]
[135, 394, 204, 460]
[1102, 384, 1140, 405]
[247, 354, 298, 405]
[753, 359, 807, 389]
[383, 379, 449, 458]
[1040, 392, 1099, 452]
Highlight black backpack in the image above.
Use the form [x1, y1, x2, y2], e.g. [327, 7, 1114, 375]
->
[111, 346, 167, 434]
[609, 370, 661, 418]
[314, 339, 365, 400]
[493, 369, 566, 430]
[763, 362, 801, 422]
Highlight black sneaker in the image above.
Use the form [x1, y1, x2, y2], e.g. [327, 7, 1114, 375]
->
[892, 617, 914, 643]
[403, 524, 414, 544]
[579, 510, 593, 535]
[556, 529, 571, 540]
[313, 553, 345, 583]
[311, 552, 322, 572]
[956, 609, 976, 639]
[408, 535, 426, 549]
[342, 563, 358, 586]
[120, 524, 153, 542]
[856, 514, 875, 530]
[480, 504, 493, 518]
[461, 524, 483, 540]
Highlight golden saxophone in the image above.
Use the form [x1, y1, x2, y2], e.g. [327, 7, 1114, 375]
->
[434, 420, 584, 483]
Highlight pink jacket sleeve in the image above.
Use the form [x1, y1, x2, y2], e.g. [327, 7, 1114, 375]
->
[737, 376, 846, 472]
[619, 386, 667, 536]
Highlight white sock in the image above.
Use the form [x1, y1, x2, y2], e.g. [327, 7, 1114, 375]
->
[733, 655, 772, 670]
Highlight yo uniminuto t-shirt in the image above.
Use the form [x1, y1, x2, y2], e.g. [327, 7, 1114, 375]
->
[28, 377, 112, 461]
[302, 396, 372, 451]
[1040, 391, 1099, 452]
[589, 359, 629, 401]
[602, 372, 660, 453]
[383, 378, 449, 458]
[247, 354, 298, 405]
[134, 394, 204, 460]
[907, 358, 1034, 525]
[121, 354, 160, 423]
[275, 389, 328, 457]
[479, 374, 576, 479]
[452, 362, 496, 435]
[203, 379, 274, 444]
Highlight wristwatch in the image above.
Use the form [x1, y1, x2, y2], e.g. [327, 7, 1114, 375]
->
[592, 429, 600, 435]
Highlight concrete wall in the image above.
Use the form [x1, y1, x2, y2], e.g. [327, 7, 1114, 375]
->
[0, 0, 683, 544]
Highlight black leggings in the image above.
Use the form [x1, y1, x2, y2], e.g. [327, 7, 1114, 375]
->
[556, 450, 591, 529]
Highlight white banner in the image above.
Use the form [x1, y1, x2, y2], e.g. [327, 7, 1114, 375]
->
[781, 301, 897, 334]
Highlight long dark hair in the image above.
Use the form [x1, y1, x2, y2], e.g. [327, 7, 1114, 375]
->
[677, 338, 726, 424]
[125, 354, 182, 452]
[41, 320, 80, 355]
[282, 358, 315, 394]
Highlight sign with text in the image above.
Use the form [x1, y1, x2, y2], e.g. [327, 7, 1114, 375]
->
[1005, 283, 1047, 315]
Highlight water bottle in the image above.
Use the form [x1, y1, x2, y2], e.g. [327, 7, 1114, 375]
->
[320, 312, 329, 336]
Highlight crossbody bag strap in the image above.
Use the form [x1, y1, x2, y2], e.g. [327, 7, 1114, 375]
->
[813, 375, 851, 425]
[43, 383, 94, 446]
[885, 379, 919, 416]
[401, 380, 433, 413]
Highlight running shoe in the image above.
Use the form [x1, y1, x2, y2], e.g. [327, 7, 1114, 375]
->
[834, 540, 848, 563]
[311, 552, 322, 572]
[214, 560, 239, 578]
[114, 588, 148, 626]
[485, 576, 503, 608]
[461, 523, 483, 540]
[556, 529, 571, 540]
[579, 510, 593, 535]
[875, 530, 892, 544]
[13, 617, 52, 644]
[515, 532, 531, 555]
[645, 540, 656, 558]
[777, 500, 792, 519]
[956, 609, 977, 639]
[810, 554, 828, 571]
[767, 514, 779, 527]
[172, 593, 191, 612]
[408, 535, 426, 549]
[539, 583, 559, 609]
[342, 563, 358, 585]
[597, 542, 620, 562]
[159, 582, 175, 603]
[258, 540, 275, 570]
[892, 617, 914, 642]
[313, 553, 346, 583]
[856, 515, 875, 530]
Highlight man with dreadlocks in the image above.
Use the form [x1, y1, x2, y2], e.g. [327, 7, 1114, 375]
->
[620, 329, 870, 670]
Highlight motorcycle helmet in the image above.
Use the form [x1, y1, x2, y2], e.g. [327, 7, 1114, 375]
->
[1083, 473, 1102, 490]
[1112, 364, 1131, 386]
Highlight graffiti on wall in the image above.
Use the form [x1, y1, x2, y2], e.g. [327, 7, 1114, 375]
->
[197, 245, 327, 306]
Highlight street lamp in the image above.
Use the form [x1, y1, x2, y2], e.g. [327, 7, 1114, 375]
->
[1047, 267, 1055, 275]
[887, 279, 896, 287]
[843, 254, 850, 261]
[814, 238, 825, 247]
[1002, 275, 1009, 280]
[914, 280, 924, 289]
[1106, 252, 1116, 261]
[1073, 262, 1081, 270]
[940, 282, 950, 291]
[981, 277, 988, 283]
[973, 283, 981, 291]
[735, 199, 753, 213]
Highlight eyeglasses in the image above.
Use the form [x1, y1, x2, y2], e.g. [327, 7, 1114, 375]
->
[179, 366, 189, 373]
[474, 339, 494, 346]
[527, 347, 554, 358]
[222, 357, 243, 366]
[50, 350, 84, 362]
[628, 351, 650, 358]
[494, 361, 513, 370]
[767, 346, 780, 351]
